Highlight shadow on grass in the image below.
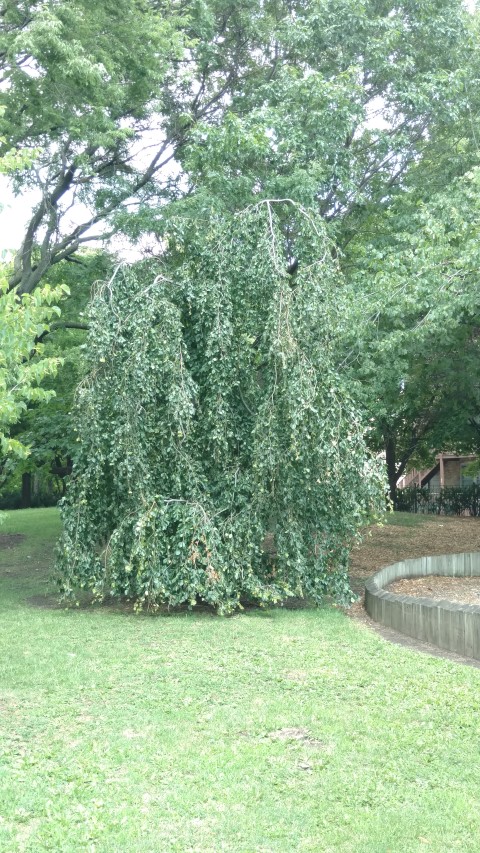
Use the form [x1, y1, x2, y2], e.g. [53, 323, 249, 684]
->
[25, 590, 320, 619]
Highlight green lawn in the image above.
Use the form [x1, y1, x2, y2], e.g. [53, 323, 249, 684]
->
[385, 511, 431, 528]
[1, 509, 480, 852]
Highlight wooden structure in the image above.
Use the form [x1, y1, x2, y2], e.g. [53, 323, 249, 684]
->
[397, 454, 478, 491]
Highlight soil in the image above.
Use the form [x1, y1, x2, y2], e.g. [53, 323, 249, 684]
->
[0, 533, 26, 550]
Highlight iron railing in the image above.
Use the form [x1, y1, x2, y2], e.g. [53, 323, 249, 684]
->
[396, 484, 480, 516]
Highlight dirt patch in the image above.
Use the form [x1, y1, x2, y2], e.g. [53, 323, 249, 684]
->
[350, 515, 480, 595]
[266, 727, 324, 747]
[387, 575, 480, 606]
[283, 670, 309, 682]
[0, 533, 26, 550]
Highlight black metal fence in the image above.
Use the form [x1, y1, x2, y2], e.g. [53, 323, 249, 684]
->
[396, 484, 480, 516]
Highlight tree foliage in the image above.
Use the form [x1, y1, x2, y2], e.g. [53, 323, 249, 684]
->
[341, 162, 480, 499]
[0, 275, 66, 463]
[0, 136, 67, 474]
[4, 0, 479, 591]
[2, 0, 182, 293]
[1, 0, 473, 295]
[57, 204, 384, 611]
[4, 251, 114, 501]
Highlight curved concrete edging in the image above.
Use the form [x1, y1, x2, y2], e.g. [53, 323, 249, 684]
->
[364, 551, 480, 660]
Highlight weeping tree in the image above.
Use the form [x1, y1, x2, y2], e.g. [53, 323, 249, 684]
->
[57, 202, 384, 612]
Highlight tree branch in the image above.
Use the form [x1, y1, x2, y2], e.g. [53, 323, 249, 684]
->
[35, 320, 89, 346]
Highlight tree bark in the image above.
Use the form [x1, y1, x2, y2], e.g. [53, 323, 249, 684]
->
[21, 472, 32, 509]
[385, 436, 398, 507]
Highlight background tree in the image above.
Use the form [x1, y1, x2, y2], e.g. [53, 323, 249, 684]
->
[341, 163, 480, 502]
[0, 268, 66, 495]
[1, 0, 474, 298]
[0, 125, 67, 492]
[0, 251, 113, 508]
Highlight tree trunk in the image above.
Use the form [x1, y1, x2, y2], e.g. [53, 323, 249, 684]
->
[385, 437, 397, 508]
[21, 472, 32, 509]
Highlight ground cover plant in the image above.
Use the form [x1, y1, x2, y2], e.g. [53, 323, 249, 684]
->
[2, 508, 480, 852]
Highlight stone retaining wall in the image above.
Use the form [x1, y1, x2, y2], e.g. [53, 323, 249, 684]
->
[364, 551, 480, 660]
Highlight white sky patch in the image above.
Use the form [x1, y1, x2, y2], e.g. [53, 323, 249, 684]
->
[0, 179, 36, 256]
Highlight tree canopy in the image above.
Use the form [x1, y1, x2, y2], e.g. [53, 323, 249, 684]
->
[341, 162, 480, 500]
[1, 0, 474, 294]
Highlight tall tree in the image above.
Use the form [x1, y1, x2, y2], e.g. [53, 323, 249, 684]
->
[1, 0, 473, 297]
[341, 163, 480, 502]
[51, 0, 479, 604]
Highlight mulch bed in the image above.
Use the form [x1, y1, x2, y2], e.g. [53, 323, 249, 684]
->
[349, 515, 480, 596]
[387, 575, 480, 606]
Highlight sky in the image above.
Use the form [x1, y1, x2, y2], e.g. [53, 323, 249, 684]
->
[0, 182, 37, 257]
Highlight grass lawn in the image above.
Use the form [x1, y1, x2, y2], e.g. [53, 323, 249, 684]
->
[384, 511, 431, 528]
[1, 509, 480, 852]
